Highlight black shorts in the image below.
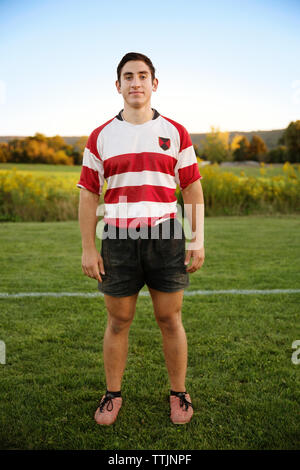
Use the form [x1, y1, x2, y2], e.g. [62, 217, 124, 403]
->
[98, 218, 189, 297]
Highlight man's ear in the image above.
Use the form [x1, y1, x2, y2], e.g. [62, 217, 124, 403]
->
[152, 78, 159, 92]
[116, 80, 122, 94]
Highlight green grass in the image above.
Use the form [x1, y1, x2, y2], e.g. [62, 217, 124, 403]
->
[0, 161, 290, 178]
[0, 216, 299, 450]
[0, 162, 81, 173]
[217, 163, 287, 177]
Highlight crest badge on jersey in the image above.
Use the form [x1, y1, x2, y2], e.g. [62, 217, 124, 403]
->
[159, 137, 171, 151]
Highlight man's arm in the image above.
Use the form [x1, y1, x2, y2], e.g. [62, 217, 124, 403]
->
[78, 188, 105, 282]
[181, 179, 205, 273]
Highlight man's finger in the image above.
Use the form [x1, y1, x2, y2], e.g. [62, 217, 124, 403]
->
[83, 265, 102, 282]
[186, 252, 204, 272]
[82, 266, 89, 277]
[184, 250, 192, 266]
[90, 267, 102, 282]
[186, 260, 197, 273]
[98, 257, 105, 276]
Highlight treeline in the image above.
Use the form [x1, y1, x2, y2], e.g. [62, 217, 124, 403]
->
[0, 120, 299, 165]
[195, 120, 300, 163]
[0, 133, 88, 165]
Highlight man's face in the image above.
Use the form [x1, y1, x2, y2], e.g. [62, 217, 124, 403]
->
[116, 60, 158, 109]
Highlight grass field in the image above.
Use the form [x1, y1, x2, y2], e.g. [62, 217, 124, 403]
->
[0, 215, 299, 450]
[218, 163, 288, 177]
[0, 161, 291, 177]
[0, 163, 81, 173]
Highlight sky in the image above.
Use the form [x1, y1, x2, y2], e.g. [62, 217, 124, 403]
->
[0, 0, 300, 136]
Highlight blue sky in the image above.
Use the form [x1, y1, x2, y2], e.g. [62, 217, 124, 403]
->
[0, 0, 299, 136]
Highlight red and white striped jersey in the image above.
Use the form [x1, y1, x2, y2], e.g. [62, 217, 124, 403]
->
[77, 109, 201, 227]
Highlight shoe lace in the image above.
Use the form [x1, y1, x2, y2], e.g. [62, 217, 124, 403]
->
[99, 393, 115, 413]
[174, 392, 193, 411]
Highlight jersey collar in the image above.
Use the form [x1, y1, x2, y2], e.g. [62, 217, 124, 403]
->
[116, 108, 160, 121]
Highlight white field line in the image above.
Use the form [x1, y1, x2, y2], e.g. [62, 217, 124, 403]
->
[0, 289, 300, 299]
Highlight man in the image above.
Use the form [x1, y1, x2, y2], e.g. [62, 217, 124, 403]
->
[77, 52, 205, 426]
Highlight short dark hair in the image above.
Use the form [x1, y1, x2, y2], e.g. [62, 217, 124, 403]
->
[117, 52, 156, 83]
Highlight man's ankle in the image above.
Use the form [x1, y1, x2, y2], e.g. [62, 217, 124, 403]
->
[106, 390, 122, 397]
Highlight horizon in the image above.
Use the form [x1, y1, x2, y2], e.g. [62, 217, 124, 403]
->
[0, 125, 288, 139]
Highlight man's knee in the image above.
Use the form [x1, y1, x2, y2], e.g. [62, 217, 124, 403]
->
[104, 294, 137, 334]
[107, 315, 133, 334]
[155, 309, 183, 333]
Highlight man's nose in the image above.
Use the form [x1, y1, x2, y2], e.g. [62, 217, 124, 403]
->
[131, 76, 141, 88]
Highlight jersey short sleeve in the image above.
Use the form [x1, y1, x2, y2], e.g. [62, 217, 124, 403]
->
[76, 129, 104, 195]
[174, 126, 202, 190]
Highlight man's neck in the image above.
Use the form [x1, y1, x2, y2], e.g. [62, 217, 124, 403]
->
[122, 105, 154, 125]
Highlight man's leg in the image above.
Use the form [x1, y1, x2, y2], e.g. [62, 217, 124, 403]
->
[148, 287, 187, 391]
[95, 292, 138, 425]
[148, 287, 193, 424]
[103, 293, 138, 391]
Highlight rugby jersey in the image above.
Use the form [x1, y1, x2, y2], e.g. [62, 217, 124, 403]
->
[77, 109, 201, 228]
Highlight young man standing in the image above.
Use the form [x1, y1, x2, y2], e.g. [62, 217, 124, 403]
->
[77, 52, 205, 425]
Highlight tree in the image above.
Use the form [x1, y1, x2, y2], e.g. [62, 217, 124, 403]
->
[201, 126, 231, 163]
[1, 133, 90, 165]
[73, 136, 88, 165]
[279, 121, 300, 163]
[193, 144, 201, 159]
[267, 145, 288, 163]
[52, 150, 73, 165]
[0, 143, 9, 162]
[232, 136, 250, 161]
[33, 132, 48, 143]
[248, 135, 268, 162]
[74, 136, 88, 154]
[7, 138, 26, 162]
[230, 135, 244, 153]
[47, 135, 67, 151]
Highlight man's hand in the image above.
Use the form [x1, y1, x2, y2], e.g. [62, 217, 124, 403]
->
[81, 246, 105, 282]
[184, 243, 205, 273]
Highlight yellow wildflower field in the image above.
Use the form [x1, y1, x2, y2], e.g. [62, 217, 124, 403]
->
[0, 163, 299, 221]
[0, 168, 81, 221]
